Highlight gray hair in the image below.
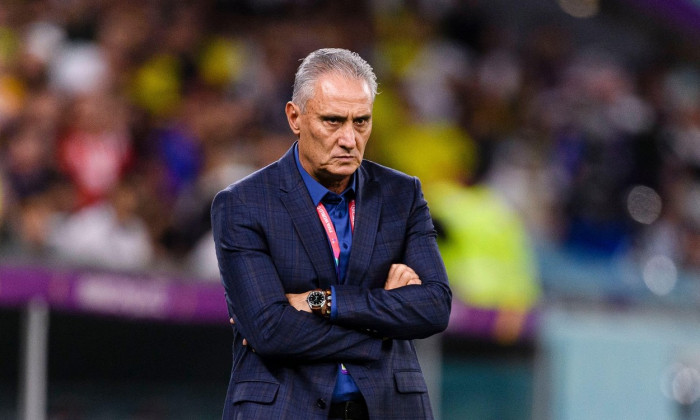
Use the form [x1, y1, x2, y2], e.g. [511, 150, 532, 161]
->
[291, 48, 378, 112]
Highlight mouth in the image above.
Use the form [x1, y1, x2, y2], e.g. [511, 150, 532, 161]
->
[333, 155, 356, 161]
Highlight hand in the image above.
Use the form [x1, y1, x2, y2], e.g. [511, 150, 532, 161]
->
[286, 292, 312, 313]
[229, 318, 253, 350]
[384, 263, 422, 290]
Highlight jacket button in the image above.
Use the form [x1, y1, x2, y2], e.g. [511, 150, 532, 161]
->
[316, 398, 326, 409]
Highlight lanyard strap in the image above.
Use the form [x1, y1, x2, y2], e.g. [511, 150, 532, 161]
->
[315, 199, 355, 267]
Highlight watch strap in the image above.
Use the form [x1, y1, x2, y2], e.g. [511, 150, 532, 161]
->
[308, 289, 332, 318]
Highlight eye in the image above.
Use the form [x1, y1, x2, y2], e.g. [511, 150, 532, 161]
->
[324, 117, 341, 125]
[354, 117, 370, 127]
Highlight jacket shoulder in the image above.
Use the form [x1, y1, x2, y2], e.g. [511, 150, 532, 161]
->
[215, 160, 280, 201]
[361, 159, 418, 187]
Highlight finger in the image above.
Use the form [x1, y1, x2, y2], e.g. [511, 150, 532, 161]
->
[387, 264, 406, 283]
[386, 264, 404, 286]
[397, 264, 417, 279]
[386, 263, 419, 290]
[388, 264, 400, 278]
[407, 278, 422, 286]
[392, 263, 413, 274]
[242, 339, 255, 353]
[402, 265, 417, 277]
[229, 318, 235, 325]
[399, 267, 411, 280]
[398, 267, 416, 285]
[385, 268, 400, 290]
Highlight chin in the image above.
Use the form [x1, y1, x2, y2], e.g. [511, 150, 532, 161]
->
[334, 165, 359, 177]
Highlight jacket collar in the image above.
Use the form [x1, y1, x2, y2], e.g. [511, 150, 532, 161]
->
[279, 142, 381, 288]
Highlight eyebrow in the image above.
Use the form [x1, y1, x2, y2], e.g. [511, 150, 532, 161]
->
[321, 114, 345, 120]
[319, 113, 372, 122]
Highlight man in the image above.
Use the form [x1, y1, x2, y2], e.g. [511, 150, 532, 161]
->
[211, 48, 451, 420]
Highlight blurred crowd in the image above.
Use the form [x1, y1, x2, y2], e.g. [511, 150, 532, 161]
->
[1, 0, 700, 306]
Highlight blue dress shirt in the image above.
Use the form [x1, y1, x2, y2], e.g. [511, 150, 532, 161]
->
[294, 145, 362, 403]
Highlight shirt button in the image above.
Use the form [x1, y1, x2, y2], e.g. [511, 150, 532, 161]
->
[316, 398, 327, 409]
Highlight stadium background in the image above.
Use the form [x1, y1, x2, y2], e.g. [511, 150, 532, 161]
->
[2, 0, 700, 418]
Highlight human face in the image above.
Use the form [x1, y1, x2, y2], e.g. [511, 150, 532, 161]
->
[286, 72, 373, 193]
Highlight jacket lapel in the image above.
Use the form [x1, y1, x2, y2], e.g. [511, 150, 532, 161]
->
[346, 164, 381, 287]
[278, 144, 337, 289]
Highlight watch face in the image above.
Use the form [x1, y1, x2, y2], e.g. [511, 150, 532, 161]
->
[307, 291, 325, 308]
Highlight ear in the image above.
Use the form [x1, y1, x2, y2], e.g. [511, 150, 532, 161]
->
[285, 102, 301, 137]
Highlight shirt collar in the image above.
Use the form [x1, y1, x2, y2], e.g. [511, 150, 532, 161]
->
[294, 143, 355, 206]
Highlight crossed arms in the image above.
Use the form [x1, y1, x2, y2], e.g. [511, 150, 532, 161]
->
[211, 179, 451, 363]
[285, 263, 422, 311]
[237, 263, 421, 348]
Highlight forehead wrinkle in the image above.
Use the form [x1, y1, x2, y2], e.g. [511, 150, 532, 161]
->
[319, 83, 371, 102]
[319, 102, 372, 117]
[316, 74, 371, 101]
[301, 74, 373, 122]
[311, 96, 372, 120]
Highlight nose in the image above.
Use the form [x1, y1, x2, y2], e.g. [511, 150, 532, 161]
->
[337, 122, 357, 149]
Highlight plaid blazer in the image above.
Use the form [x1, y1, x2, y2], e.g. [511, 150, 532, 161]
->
[211, 143, 451, 419]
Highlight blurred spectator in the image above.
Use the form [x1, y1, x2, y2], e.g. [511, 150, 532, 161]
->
[48, 178, 153, 271]
[57, 92, 133, 208]
[3, 120, 58, 200]
[430, 179, 541, 312]
[0, 0, 697, 304]
[12, 193, 56, 257]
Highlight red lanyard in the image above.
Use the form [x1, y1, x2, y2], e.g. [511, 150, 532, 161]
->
[315, 199, 355, 267]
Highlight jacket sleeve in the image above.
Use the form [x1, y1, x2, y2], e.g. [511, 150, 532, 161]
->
[332, 177, 452, 340]
[211, 188, 383, 362]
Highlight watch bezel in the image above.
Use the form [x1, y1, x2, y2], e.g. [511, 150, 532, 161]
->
[306, 290, 326, 309]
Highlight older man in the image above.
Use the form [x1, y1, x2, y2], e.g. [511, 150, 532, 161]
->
[211, 48, 451, 420]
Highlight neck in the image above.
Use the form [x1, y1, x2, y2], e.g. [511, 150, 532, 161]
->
[319, 176, 350, 195]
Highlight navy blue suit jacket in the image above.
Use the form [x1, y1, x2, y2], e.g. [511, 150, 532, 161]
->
[211, 143, 451, 419]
